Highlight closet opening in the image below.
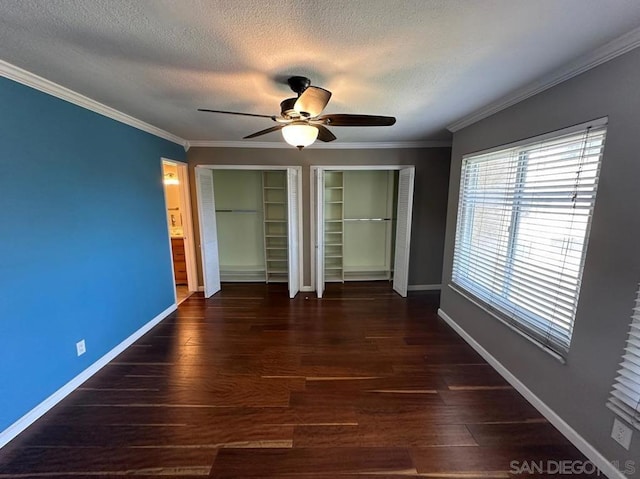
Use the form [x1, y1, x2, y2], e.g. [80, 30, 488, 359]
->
[213, 170, 288, 283]
[195, 165, 302, 299]
[313, 166, 415, 298]
[161, 159, 197, 305]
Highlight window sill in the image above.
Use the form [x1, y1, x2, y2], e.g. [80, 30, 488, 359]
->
[447, 283, 567, 364]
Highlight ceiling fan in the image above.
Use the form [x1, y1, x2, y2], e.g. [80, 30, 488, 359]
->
[198, 76, 396, 149]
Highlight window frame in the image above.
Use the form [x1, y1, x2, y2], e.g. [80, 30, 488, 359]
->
[450, 118, 607, 359]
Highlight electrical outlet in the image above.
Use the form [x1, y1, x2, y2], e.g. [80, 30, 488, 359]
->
[611, 418, 632, 450]
[76, 339, 86, 357]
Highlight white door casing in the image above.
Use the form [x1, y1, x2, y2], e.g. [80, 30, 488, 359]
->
[175, 162, 198, 293]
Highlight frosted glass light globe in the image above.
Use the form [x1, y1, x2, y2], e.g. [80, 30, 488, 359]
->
[282, 124, 318, 149]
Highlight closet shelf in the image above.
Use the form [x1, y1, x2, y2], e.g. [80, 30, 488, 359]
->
[323, 171, 344, 282]
[343, 265, 390, 272]
[220, 265, 266, 273]
[343, 271, 391, 281]
[263, 170, 290, 284]
[266, 276, 288, 283]
[344, 218, 392, 221]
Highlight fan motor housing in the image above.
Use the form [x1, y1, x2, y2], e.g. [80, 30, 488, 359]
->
[287, 76, 311, 95]
[280, 97, 301, 119]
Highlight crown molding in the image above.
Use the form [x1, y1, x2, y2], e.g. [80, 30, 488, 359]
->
[447, 25, 640, 133]
[187, 139, 451, 150]
[0, 59, 188, 148]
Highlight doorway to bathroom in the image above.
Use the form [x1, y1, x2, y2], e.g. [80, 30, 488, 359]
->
[162, 159, 197, 304]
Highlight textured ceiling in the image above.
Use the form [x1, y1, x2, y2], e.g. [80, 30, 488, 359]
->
[1, 0, 640, 144]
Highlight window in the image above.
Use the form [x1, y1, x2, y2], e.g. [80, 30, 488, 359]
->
[451, 121, 606, 357]
[607, 286, 640, 430]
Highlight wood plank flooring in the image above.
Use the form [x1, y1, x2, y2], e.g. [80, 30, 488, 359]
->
[0, 282, 598, 478]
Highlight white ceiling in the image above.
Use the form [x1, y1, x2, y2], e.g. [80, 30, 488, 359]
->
[1, 0, 640, 145]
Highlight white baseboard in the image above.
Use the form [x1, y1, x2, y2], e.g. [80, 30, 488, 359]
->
[197, 286, 204, 292]
[437, 308, 625, 479]
[408, 284, 442, 291]
[300, 286, 314, 292]
[0, 303, 177, 450]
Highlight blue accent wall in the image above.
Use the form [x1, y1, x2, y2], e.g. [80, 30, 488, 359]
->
[0, 77, 185, 432]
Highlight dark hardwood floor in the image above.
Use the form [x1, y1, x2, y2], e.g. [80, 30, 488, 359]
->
[0, 282, 597, 478]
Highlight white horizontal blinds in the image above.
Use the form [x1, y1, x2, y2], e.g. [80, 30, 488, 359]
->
[607, 286, 640, 430]
[452, 125, 606, 356]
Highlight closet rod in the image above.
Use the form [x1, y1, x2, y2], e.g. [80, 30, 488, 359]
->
[215, 209, 259, 213]
[344, 218, 392, 222]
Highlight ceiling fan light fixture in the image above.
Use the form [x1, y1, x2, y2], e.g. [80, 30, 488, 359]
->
[199, 76, 396, 145]
[282, 123, 318, 150]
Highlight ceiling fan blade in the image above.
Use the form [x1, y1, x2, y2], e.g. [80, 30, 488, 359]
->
[316, 125, 337, 142]
[314, 114, 396, 127]
[294, 86, 332, 117]
[198, 109, 275, 120]
[243, 125, 284, 139]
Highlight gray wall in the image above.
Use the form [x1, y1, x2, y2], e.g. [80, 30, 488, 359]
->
[188, 147, 451, 288]
[441, 48, 640, 463]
